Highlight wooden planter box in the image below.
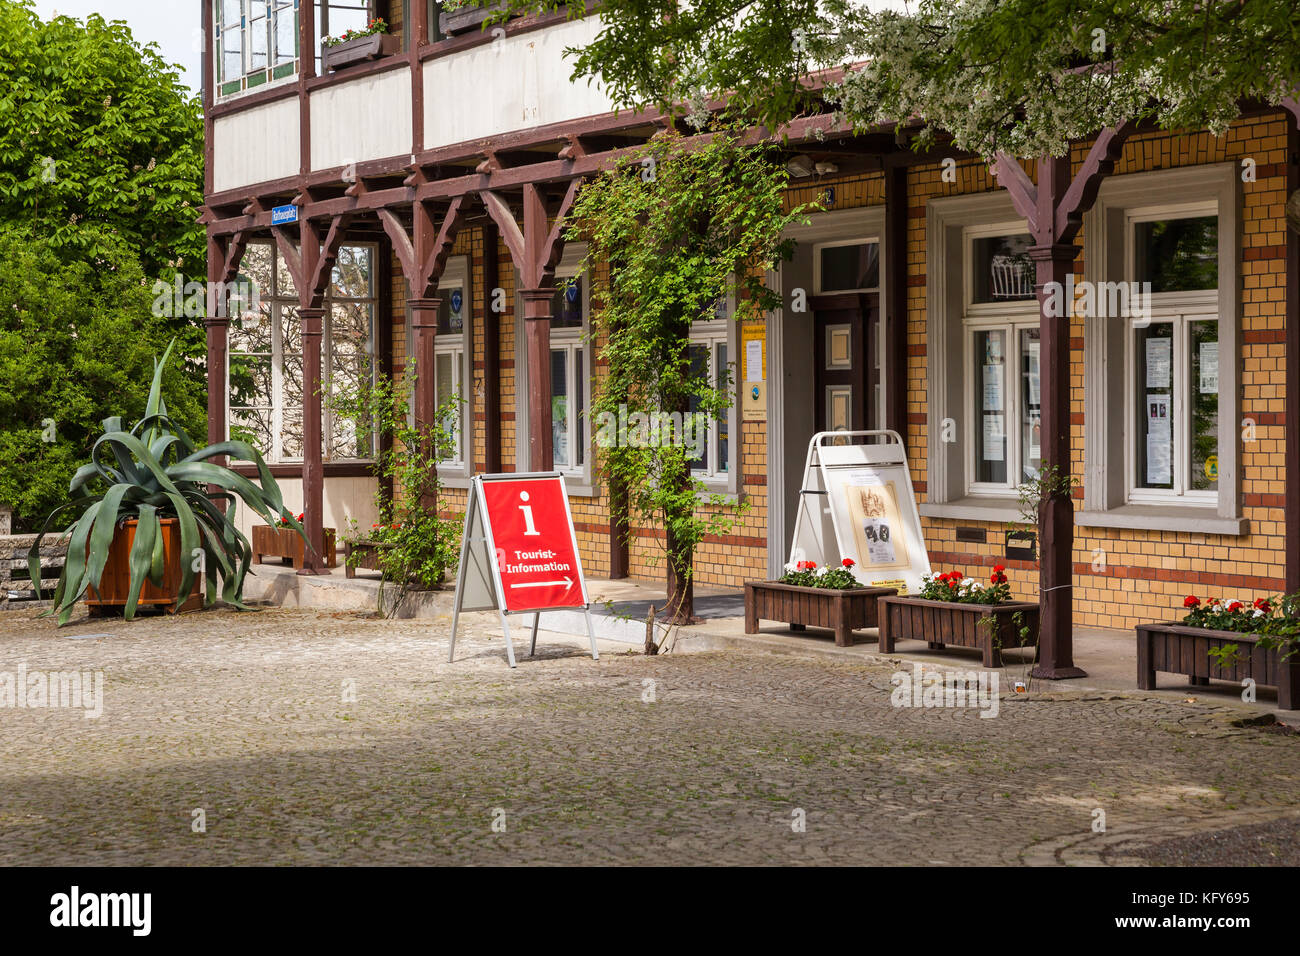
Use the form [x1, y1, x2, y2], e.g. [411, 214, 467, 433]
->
[878, 595, 1040, 667]
[86, 518, 201, 615]
[344, 539, 392, 579]
[1137, 621, 1299, 709]
[745, 581, 897, 647]
[439, 2, 506, 36]
[252, 525, 336, 570]
[322, 32, 400, 72]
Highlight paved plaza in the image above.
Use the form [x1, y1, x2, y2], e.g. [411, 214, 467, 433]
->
[1, 605, 1297, 866]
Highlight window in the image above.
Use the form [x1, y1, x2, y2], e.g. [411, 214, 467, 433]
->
[963, 226, 1039, 495]
[434, 265, 468, 469]
[551, 275, 586, 472]
[688, 315, 734, 481]
[814, 239, 879, 294]
[216, 1, 300, 98]
[1126, 207, 1220, 502]
[228, 241, 377, 463]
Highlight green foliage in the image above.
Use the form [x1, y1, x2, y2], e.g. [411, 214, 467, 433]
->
[508, 0, 1300, 158]
[570, 127, 808, 614]
[0, 1, 205, 275]
[920, 567, 1012, 605]
[329, 366, 462, 615]
[29, 340, 301, 626]
[779, 559, 860, 590]
[0, 233, 207, 529]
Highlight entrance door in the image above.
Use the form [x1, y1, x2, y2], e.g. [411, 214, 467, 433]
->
[812, 293, 879, 434]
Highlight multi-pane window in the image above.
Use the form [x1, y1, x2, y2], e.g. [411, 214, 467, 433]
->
[687, 318, 732, 480]
[216, 1, 300, 98]
[550, 275, 587, 473]
[228, 242, 377, 463]
[964, 227, 1040, 492]
[1127, 209, 1219, 499]
[434, 276, 467, 467]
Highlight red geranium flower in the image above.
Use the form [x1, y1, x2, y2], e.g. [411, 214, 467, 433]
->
[841, 558, 855, 568]
[1253, 597, 1271, 613]
[1184, 595, 1200, 608]
[1226, 601, 1244, 612]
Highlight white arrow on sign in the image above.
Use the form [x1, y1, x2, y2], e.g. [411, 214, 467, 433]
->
[510, 577, 574, 589]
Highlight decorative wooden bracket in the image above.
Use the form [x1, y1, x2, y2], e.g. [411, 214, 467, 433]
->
[378, 197, 465, 300]
[476, 151, 502, 175]
[272, 213, 352, 310]
[218, 231, 251, 286]
[480, 179, 584, 289]
[557, 136, 587, 161]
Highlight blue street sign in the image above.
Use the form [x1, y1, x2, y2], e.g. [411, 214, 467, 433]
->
[565, 282, 579, 304]
[450, 290, 463, 313]
[271, 204, 299, 225]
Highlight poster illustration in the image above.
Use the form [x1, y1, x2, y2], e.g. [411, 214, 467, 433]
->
[843, 474, 910, 570]
[1146, 393, 1172, 485]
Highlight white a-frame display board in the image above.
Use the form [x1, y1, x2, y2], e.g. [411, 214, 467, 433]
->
[789, 431, 932, 595]
[448, 472, 599, 668]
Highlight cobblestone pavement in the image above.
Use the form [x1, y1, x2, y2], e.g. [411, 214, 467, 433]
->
[1, 606, 1298, 866]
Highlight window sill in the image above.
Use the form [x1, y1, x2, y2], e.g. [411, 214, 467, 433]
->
[1077, 506, 1249, 537]
[919, 497, 1024, 525]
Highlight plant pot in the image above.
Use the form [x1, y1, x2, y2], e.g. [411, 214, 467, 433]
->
[85, 518, 201, 615]
[745, 581, 898, 647]
[343, 539, 444, 586]
[878, 595, 1040, 667]
[1136, 621, 1299, 709]
[439, 1, 506, 36]
[252, 524, 337, 570]
[322, 32, 401, 72]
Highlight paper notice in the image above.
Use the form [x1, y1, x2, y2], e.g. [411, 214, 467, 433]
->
[1146, 393, 1172, 484]
[1146, 337, 1171, 389]
[983, 414, 1005, 462]
[983, 364, 1004, 411]
[1199, 341, 1219, 394]
[745, 339, 763, 383]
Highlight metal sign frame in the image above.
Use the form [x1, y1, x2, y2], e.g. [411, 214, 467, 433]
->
[448, 472, 599, 668]
[789, 430, 932, 594]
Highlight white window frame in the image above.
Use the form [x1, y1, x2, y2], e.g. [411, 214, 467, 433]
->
[433, 256, 471, 477]
[961, 222, 1039, 498]
[812, 237, 881, 295]
[688, 301, 738, 489]
[1079, 163, 1243, 535]
[227, 240, 378, 465]
[514, 244, 594, 490]
[214, 1, 301, 101]
[1122, 201, 1220, 505]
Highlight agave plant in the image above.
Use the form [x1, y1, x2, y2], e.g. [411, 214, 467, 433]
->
[29, 340, 304, 625]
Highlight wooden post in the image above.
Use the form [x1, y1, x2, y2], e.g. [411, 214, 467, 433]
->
[520, 288, 555, 471]
[300, 304, 328, 575]
[206, 233, 230, 454]
[408, 295, 442, 503]
[884, 164, 910, 439]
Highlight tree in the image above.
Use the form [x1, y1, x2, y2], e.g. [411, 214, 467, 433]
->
[0, 0, 205, 273]
[572, 128, 809, 622]
[0, 233, 207, 531]
[508, 0, 1300, 158]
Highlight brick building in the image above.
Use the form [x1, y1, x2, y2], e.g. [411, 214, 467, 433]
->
[202, 2, 1300, 641]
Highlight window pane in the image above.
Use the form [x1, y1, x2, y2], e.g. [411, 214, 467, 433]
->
[1135, 216, 1217, 293]
[819, 242, 879, 292]
[716, 343, 729, 473]
[438, 286, 465, 334]
[551, 278, 583, 328]
[1135, 323, 1174, 490]
[1189, 320, 1219, 491]
[220, 0, 242, 29]
[575, 348, 586, 467]
[274, 5, 298, 64]
[331, 246, 373, 298]
[281, 408, 304, 460]
[249, 12, 269, 73]
[551, 349, 569, 467]
[327, 3, 371, 38]
[973, 329, 1007, 484]
[221, 29, 243, 81]
[1020, 328, 1041, 484]
[229, 306, 272, 353]
[229, 409, 273, 460]
[687, 345, 709, 471]
[435, 351, 459, 461]
[229, 354, 273, 410]
[282, 306, 301, 353]
[331, 301, 373, 356]
[282, 354, 304, 409]
[972, 234, 1034, 303]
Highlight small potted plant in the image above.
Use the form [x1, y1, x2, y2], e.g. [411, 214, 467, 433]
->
[252, 512, 337, 570]
[322, 17, 399, 72]
[1137, 592, 1300, 708]
[877, 565, 1040, 667]
[439, 0, 509, 37]
[745, 558, 898, 647]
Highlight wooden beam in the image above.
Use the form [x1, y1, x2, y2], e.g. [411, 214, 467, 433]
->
[1054, 122, 1136, 244]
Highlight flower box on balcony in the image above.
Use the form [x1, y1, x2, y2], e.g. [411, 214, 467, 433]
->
[252, 524, 336, 570]
[439, 1, 507, 36]
[322, 33, 401, 73]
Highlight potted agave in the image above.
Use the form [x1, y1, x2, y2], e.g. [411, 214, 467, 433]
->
[28, 340, 304, 625]
[877, 566, 1040, 667]
[251, 512, 337, 570]
[322, 17, 399, 72]
[744, 558, 898, 647]
[1137, 593, 1300, 709]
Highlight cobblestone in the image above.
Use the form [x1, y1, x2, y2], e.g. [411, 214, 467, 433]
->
[0, 606, 1297, 865]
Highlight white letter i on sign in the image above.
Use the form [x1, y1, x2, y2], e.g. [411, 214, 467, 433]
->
[519, 491, 541, 536]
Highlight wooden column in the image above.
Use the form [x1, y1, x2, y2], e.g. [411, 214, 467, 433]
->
[300, 303, 329, 574]
[883, 164, 910, 440]
[206, 233, 230, 452]
[520, 288, 555, 471]
[408, 294, 442, 490]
